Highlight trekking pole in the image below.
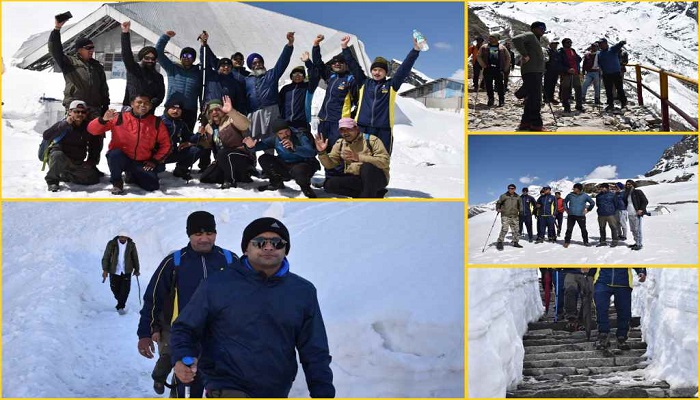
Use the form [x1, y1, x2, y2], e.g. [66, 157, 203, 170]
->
[481, 211, 500, 253]
[554, 271, 559, 322]
[136, 275, 142, 307]
[182, 356, 196, 398]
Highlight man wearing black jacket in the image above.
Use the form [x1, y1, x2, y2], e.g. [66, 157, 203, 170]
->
[120, 21, 165, 112]
[623, 180, 649, 250]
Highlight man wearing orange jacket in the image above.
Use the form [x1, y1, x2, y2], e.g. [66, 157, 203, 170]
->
[468, 37, 484, 90]
[88, 93, 171, 195]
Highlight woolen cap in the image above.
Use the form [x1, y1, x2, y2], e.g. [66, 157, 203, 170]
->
[270, 118, 290, 133]
[290, 65, 306, 79]
[75, 37, 93, 50]
[138, 46, 157, 61]
[370, 57, 389, 73]
[241, 217, 290, 254]
[187, 211, 216, 236]
[180, 47, 197, 60]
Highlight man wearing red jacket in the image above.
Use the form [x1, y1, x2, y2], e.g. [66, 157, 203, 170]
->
[88, 94, 171, 195]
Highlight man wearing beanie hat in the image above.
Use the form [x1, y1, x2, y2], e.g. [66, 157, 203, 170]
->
[49, 14, 110, 170]
[121, 21, 165, 113]
[171, 217, 335, 398]
[198, 96, 254, 189]
[312, 34, 361, 177]
[595, 183, 620, 247]
[158, 93, 202, 182]
[156, 30, 204, 132]
[230, 52, 250, 76]
[138, 211, 238, 397]
[243, 117, 320, 198]
[102, 232, 140, 315]
[278, 51, 320, 133]
[512, 21, 548, 131]
[611, 182, 628, 241]
[346, 34, 422, 155]
[314, 117, 390, 198]
[623, 179, 648, 250]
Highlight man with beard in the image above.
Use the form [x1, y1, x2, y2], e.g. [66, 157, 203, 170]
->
[42, 100, 103, 192]
[120, 21, 165, 112]
[477, 33, 510, 107]
[87, 94, 171, 195]
[623, 179, 648, 250]
[512, 22, 547, 131]
[557, 38, 584, 113]
[156, 30, 203, 131]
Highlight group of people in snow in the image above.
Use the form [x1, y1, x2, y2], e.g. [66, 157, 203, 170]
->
[43, 15, 424, 197]
[538, 267, 647, 352]
[468, 21, 629, 131]
[495, 180, 648, 250]
[102, 212, 334, 397]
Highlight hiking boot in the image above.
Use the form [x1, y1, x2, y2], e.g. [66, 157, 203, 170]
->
[529, 126, 549, 132]
[300, 186, 317, 198]
[257, 181, 286, 192]
[173, 168, 192, 181]
[596, 333, 610, 350]
[47, 183, 60, 192]
[617, 337, 630, 350]
[153, 381, 165, 395]
[566, 320, 579, 332]
[377, 188, 389, 198]
[583, 241, 590, 247]
[111, 181, 125, 196]
[619, 236, 627, 241]
[220, 180, 237, 189]
[516, 123, 531, 131]
[548, 237, 557, 243]
[528, 237, 533, 243]
[610, 241, 619, 248]
[487, 99, 494, 106]
[605, 105, 615, 112]
[535, 238, 544, 244]
[575, 105, 585, 112]
[496, 241, 504, 251]
[630, 244, 642, 251]
[512, 242, 523, 248]
[117, 308, 127, 315]
[596, 242, 607, 247]
[563, 105, 571, 113]
[563, 242, 570, 248]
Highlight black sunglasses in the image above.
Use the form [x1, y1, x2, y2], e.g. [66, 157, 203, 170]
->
[249, 237, 287, 250]
[83, 45, 95, 50]
[143, 56, 156, 61]
[72, 109, 87, 114]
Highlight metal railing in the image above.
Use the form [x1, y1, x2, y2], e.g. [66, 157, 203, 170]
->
[627, 64, 698, 131]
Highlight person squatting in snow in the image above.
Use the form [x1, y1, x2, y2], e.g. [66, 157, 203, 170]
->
[491, 181, 648, 251]
[43, 16, 417, 198]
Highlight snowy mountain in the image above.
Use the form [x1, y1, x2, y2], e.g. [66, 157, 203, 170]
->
[469, 2, 699, 127]
[2, 202, 464, 397]
[645, 135, 699, 182]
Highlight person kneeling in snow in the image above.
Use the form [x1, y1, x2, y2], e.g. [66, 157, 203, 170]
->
[243, 118, 320, 198]
[315, 118, 390, 198]
[592, 268, 646, 351]
[88, 94, 171, 195]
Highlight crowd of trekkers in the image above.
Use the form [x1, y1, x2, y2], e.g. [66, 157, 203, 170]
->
[495, 180, 648, 251]
[43, 15, 424, 197]
[468, 21, 629, 131]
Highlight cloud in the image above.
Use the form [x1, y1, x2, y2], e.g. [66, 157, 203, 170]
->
[433, 42, 452, 50]
[583, 165, 619, 180]
[519, 175, 539, 184]
[450, 69, 465, 80]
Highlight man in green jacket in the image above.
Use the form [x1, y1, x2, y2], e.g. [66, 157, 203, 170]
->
[512, 21, 547, 131]
[101, 233, 140, 314]
[496, 184, 523, 250]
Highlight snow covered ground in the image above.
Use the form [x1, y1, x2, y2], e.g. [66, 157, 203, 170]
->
[468, 268, 698, 397]
[468, 179, 698, 264]
[1, 67, 464, 198]
[2, 201, 464, 397]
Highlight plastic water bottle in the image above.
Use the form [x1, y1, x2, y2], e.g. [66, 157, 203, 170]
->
[413, 29, 429, 52]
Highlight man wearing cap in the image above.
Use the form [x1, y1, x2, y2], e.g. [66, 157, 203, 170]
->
[156, 30, 203, 131]
[535, 186, 558, 243]
[623, 179, 648, 250]
[101, 232, 140, 315]
[595, 183, 620, 247]
[199, 48, 247, 116]
[581, 42, 602, 105]
[346, 35, 422, 155]
[138, 211, 239, 397]
[597, 38, 628, 111]
[468, 37, 485, 91]
[519, 188, 537, 242]
[121, 21, 165, 112]
[312, 34, 361, 176]
[563, 183, 595, 248]
[171, 217, 334, 398]
[42, 100, 103, 192]
[512, 22, 547, 131]
[477, 33, 511, 107]
[315, 117, 390, 198]
[230, 52, 250, 77]
[159, 95, 202, 181]
[495, 184, 523, 250]
[198, 96, 254, 189]
[279, 52, 320, 133]
[543, 38, 563, 105]
[88, 93, 171, 195]
[243, 118, 319, 198]
[557, 38, 584, 113]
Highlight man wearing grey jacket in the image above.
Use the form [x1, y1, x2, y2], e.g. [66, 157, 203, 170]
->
[496, 184, 523, 250]
[512, 21, 548, 131]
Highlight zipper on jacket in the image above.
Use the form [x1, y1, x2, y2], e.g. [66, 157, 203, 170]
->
[201, 255, 208, 279]
[133, 117, 141, 159]
[291, 86, 297, 120]
[370, 83, 381, 127]
[321, 75, 338, 120]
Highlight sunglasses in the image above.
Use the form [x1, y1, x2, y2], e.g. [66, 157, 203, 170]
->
[331, 61, 345, 65]
[249, 237, 287, 250]
[181, 54, 194, 59]
[72, 109, 87, 114]
[83, 46, 95, 51]
[143, 56, 156, 61]
[508, 187, 516, 190]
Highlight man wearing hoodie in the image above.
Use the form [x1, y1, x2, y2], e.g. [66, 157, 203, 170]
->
[595, 183, 620, 247]
[563, 183, 595, 248]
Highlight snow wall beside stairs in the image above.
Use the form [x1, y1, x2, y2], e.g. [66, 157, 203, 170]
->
[467, 268, 543, 397]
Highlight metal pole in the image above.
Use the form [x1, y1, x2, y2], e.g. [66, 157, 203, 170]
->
[136, 275, 142, 307]
[660, 72, 670, 131]
[481, 211, 500, 253]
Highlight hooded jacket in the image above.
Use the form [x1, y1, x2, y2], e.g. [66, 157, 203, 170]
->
[203, 108, 251, 156]
[170, 257, 334, 398]
[87, 111, 171, 162]
[102, 236, 140, 275]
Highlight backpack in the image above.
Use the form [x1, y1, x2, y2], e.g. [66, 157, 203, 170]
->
[38, 129, 69, 170]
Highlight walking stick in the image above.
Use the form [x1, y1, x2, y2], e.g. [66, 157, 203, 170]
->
[554, 271, 559, 322]
[482, 211, 500, 253]
[136, 275, 142, 306]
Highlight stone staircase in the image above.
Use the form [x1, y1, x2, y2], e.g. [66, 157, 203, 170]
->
[507, 277, 696, 397]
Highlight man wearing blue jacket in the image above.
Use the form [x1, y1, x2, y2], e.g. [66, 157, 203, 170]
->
[346, 35, 422, 154]
[171, 217, 335, 398]
[243, 118, 320, 198]
[563, 183, 595, 248]
[137, 211, 238, 397]
[519, 188, 537, 242]
[595, 183, 620, 247]
[157, 96, 202, 181]
[612, 182, 628, 240]
[597, 38, 627, 111]
[535, 186, 558, 243]
[278, 53, 320, 132]
[592, 268, 646, 351]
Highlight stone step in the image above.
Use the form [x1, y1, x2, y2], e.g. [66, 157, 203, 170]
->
[526, 340, 647, 354]
[524, 328, 641, 340]
[524, 336, 643, 346]
[524, 355, 646, 369]
[523, 364, 644, 377]
[525, 349, 646, 361]
[528, 319, 619, 331]
[516, 375, 671, 390]
[507, 386, 670, 397]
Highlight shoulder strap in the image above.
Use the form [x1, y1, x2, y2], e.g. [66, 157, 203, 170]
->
[364, 133, 374, 155]
[116, 112, 124, 126]
[223, 249, 233, 266]
[155, 116, 162, 130]
[173, 249, 181, 267]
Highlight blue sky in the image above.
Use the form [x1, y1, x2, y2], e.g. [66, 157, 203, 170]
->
[468, 135, 685, 204]
[249, 2, 465, 80]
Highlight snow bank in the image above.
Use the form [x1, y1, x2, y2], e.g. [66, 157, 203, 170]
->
[467, 268, 542, 397]
[633, 269, 698, 389]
